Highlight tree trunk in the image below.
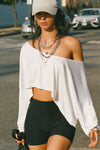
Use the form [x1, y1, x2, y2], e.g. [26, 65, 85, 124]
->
[66, 0, 71, 19]
[86, 0, 90, 7]
[74, 0, 77, 9]
[12, 4, 19, 27]
[74, 0, 77, 14]
[66, 0, 71, 8]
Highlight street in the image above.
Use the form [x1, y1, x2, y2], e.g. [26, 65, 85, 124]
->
[0, 28, 100, 149]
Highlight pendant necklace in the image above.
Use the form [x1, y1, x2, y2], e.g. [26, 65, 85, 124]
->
[44, 38, 46, 46]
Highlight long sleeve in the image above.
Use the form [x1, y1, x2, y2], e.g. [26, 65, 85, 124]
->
[17, 48, 30, 132]
[68, 62, 98, 136]
[77, 63, 98, 136]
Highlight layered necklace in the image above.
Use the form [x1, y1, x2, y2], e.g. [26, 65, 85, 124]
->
[38, 35, 61, 65]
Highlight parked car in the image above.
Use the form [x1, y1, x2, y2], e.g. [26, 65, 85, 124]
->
[21, 17, 35, 38]
[72, 8, 100, 30]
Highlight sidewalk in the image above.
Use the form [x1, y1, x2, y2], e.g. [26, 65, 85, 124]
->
[0, 27, 21, 37]
[0, 141, 99, 150]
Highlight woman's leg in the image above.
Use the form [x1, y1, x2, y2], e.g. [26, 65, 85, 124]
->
[28, 143, 47, 150]
[47, 135, 72, 150]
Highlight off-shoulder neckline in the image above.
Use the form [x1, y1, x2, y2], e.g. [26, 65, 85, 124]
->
[27, 41, 84, 64]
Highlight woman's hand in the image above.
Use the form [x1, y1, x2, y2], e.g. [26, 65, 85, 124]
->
[88, 129, 99, 148]
[15, 133, 25, 145]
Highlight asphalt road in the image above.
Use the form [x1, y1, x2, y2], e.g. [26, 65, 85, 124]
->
[0, 28, 100, 149]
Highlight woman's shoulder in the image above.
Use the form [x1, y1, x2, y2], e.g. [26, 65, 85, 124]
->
[21, 41, 28, 50]
[62, 36, 83, 61]
[62, 35, 81, 47]
[20, 40, 32, 57]
[21, 40, 34, 52]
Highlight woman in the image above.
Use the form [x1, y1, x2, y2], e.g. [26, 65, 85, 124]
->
[16, 0, 99, 150]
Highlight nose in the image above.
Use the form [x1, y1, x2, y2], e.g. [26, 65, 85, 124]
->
[40, 13, 46, 20]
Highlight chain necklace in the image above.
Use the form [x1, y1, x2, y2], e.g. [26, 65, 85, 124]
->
[40, 36, 58, 49]
[38, 36, 61, 65]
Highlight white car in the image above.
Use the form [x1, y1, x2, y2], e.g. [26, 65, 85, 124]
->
[21, 17, 35, 38]
[72, 8, 100, 30]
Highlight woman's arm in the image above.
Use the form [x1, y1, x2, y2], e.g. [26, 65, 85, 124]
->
[67, 36, 99, 148]
[17, 49, 29, 132]
[17, 46, 30, 145]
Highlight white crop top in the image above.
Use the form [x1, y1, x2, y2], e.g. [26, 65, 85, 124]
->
[17, 41, 98, 136]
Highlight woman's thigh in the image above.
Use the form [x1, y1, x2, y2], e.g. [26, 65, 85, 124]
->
[28, 143, 47, 150]
[47, 135, 72, 150]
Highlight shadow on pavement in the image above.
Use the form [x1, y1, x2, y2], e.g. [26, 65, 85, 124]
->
[0, 63, 19, 76]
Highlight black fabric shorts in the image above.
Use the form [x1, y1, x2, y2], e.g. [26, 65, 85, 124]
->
[24, 97, 75, 145]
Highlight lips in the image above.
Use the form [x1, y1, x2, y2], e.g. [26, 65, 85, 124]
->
[41, 22, 47, 26]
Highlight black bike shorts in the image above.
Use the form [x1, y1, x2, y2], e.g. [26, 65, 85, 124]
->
[25, 97, 75, 146]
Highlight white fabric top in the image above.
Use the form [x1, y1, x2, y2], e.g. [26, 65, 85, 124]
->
[17, 41, 98, 136]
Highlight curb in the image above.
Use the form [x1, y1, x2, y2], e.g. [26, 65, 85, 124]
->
[0, 27, 21, 37]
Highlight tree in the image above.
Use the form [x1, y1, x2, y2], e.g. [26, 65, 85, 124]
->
[66, 0, 71, 18]
[0, 0, 26, 27]
[74, 0, 78, 14]
[74, 0, 77, 9]
[66, 0, 71, 9]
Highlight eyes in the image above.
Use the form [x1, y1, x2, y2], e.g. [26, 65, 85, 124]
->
[35, 12, 53, 18]
[36, 12, 50, 16]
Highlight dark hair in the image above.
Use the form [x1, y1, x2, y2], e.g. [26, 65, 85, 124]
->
[31, 8, 70, 40]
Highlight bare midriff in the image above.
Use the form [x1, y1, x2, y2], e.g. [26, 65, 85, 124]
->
[32, 87, 54, 101]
